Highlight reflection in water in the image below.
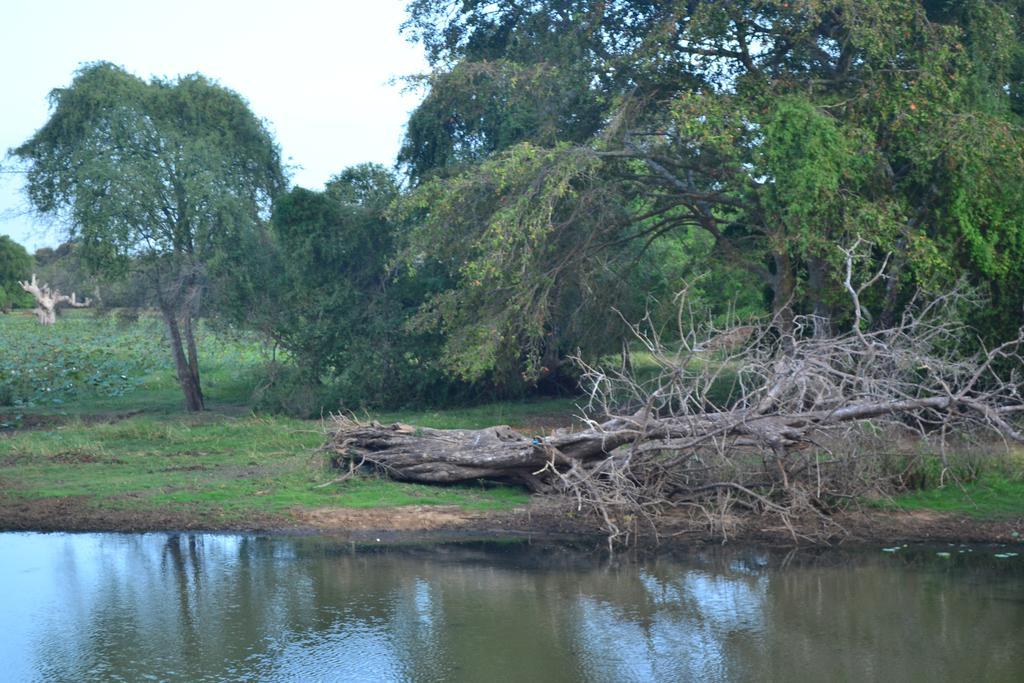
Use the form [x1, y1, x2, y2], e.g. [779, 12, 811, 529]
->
[0, 533, 1022, 682]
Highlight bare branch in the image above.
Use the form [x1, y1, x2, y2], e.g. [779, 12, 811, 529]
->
[327, 254, 1024, 545]
[18, 273, 92, 324]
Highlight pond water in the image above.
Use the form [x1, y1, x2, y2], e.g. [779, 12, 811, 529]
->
[1, 532, 1022, 682]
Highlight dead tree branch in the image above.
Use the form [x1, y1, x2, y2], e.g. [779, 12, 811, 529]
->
[326, 244, 1024, 544]
[18, 273, 91, 325]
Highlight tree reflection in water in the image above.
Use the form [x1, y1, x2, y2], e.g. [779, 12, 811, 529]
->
[0, 533, 1021, 682]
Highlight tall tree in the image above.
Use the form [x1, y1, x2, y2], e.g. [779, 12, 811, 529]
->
[10, 62, 284, 410]
[400, 0, 1024, 380]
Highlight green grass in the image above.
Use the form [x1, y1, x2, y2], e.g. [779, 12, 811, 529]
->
[0, 311, 552, 523]
[881, 472, 1024, 519]
[376, 397, 578, 431]
[0, 413, 529, 523]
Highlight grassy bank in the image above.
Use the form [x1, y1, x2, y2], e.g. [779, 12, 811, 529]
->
[1, 310, 1022, 534]
[0, 413, 535, 525]
[0, 310, 572, 529]
[878, 471, 1024, 519]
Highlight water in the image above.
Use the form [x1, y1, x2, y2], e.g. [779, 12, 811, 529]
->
[1, 533, 1022, 682]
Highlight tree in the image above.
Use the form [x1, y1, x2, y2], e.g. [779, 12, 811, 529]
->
[329, 254, 1024, 543]
[399, 1, 1024, 381]
[10, 62, 284, 411]
[0, 236, 33, 312]
[217, 163, 460, 411]
[18, 273, 91, 324]
[399, 0, 659, 182]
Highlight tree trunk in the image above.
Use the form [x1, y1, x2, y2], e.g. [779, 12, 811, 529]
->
[182, 313, 203, 409]
[878, 245, 906, 330]
[36, 306, 56, 325]
[771, 250, 796, 344]
[806, 255, 832, 338]
[161, 306, 204, 412]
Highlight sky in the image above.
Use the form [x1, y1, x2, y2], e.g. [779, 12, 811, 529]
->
[0, 0, 428, 251]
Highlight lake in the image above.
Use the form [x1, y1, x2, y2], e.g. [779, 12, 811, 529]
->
[1, 532, 1022, 681]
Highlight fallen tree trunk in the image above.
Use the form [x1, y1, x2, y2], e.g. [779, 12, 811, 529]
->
[330, 422, 549, 487]
[328, 395, 1020, 488]
[327, 245, 1024, 543]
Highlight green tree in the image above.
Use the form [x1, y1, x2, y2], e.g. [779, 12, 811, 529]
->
[399, 0, 638, 183]
[219, 163, 457, 411]
[400, 0, 1024, 380]
[0, 236, 33, 312]
[10, 62, 284, 410]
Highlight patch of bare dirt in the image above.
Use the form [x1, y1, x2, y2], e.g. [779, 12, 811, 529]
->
[829, 509, 1024, 545]
[297, 505, 487, 531]
[0, 495, 293, 534]
[1, 492, 1020, 546]
[644, 507, 1024, 546]
[1, 414, 62, 432]
[291, 499, 601, 541]
[48, 450, 127, 464]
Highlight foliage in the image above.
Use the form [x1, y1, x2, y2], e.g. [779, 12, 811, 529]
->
[399, 0, 631, 181]
[398, 0, 1024, 384]
[10, 62, 285, 410]
[0, 236, 33, 311]
[219, 163, 473, 411]
[0, 310, 262, 411]
[400, 59, 605, 183]
[0, 313, 157, 407]
[12, 63, 284, 266]
[399, 141, 758, 385]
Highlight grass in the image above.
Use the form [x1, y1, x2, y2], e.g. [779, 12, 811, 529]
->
[5, 309, 1019, 528]
[0, 310, 553, 526]
[881, 471, 1024, 519]
[0, 412, 530, 525]
[376, 398, 579, 431]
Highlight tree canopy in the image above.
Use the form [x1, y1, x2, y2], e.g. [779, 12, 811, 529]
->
[396, 0, 1024, 381]
[9, 3, 1024, 411]
[11, 62, 285, 410]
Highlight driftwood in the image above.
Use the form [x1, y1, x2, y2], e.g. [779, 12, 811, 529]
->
[327, 243, 1024, 542]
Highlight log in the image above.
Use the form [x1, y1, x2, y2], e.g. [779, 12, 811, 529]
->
[327, 246, 1024, 544]
[328, 393, 1024, 490]
[332, 421, 541, 483]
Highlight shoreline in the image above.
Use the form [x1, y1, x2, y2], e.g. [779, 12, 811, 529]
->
[2, 496, 1021, 547]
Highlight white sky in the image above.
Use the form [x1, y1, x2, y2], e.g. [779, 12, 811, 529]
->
[0, 0, 428, 251]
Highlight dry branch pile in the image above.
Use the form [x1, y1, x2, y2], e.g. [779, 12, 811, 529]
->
[327, 248, 1024, 543]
